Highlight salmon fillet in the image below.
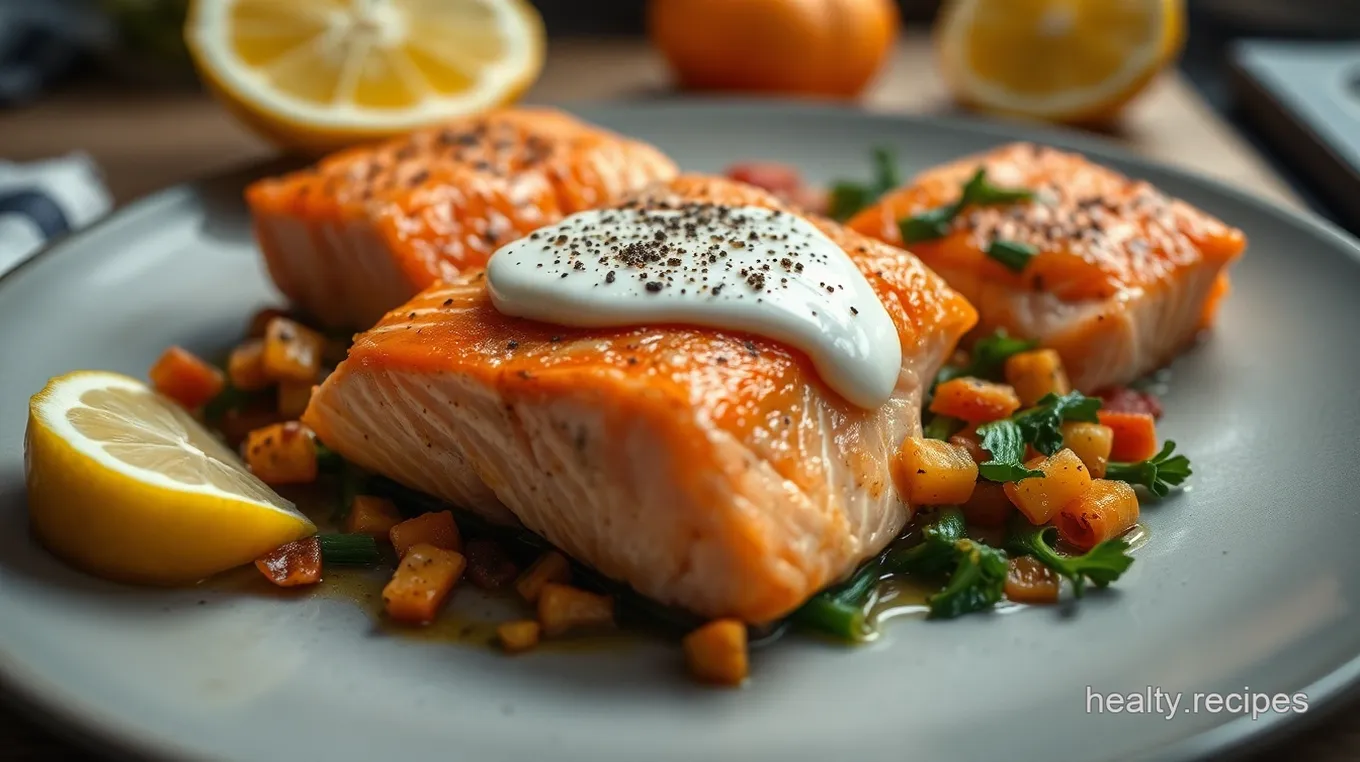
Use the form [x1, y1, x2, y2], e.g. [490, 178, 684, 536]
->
[246, 108, 678, 329]
[847, 143, 1246, 391]
[303, 175, 977, 623]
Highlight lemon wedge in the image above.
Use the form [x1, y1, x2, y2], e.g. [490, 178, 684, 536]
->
[25, 371, 316, 585]
[184, 0, 546, 154]
[936, 0, 1185, 125]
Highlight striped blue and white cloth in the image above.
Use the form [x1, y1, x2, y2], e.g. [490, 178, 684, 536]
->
[0, 155, 111, 277]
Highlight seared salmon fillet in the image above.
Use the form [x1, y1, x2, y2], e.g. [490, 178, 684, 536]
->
[246, 108, 677, 329]
[847, 143, 1246, 391]
[303, 175, 977, 623]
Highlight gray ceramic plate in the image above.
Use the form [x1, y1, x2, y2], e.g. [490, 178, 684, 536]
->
[2, 103, 1359, 762]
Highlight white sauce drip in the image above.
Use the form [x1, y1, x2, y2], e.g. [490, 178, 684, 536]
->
[485, 204, 901, 408]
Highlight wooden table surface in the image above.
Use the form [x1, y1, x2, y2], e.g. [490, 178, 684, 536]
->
[0, 35, 1355, 761]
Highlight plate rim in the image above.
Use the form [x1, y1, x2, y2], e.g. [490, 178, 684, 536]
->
[2, 99, 1359, 762]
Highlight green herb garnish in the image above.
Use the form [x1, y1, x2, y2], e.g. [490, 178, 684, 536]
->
[925, 540, 1009, 619]
[202, 384, 270, 424]
[973, 391, 1103, 481]
[827, 147, 901, 221]
[315, 442, 344, 472]
[975, 419, 1044, 482]
[889, 509, 1007, 620]
[1013, 390, 1103, 456]
[1106, 440, 1192, 498]
[883, 506, 967, 576]
[790, 559, 882, 640]
[1006, 516, 1135, 597]
[900, 207, 955, 242]
[793, 507, 973, 638]
[922, 415, 961, 441]
[333, 463, 368, 524]
[935, 329, 1037, 386]
[318, 533, 380, 566]
[899, 168, 1035, 243]
[985, 239, 1038, 272]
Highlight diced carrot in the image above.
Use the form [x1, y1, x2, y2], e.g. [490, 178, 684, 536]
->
[929, 377, 1021, 424]
[247, 307, 290, 338]
[497, 620, 542, 654]
[382, 544, 466, 624]
[277, 380, 314, 419]
[1003, 449, 1092, 524]
[537, 583, 614, 637]
[1005, 556, 1060, 604]
[227, 340, 272, 392]
[682, 619, 748, 686]
[516, 551, 573, 603]
[1097, 411, 1159, 462]
[960, 482, 1013, 527]
[148, 346, 225, 410]
[389, 511, 461, 557]
[255, 536, 321, 587]
[1057, 479, 1140, 551]
[894, 437, 978, 505]
[262, 317, 324, 383]
[1004, 349, 1071, 408]
[344, 496, 402, 538]
[244, 421, 318, 485]
[464, 539, 519, 591]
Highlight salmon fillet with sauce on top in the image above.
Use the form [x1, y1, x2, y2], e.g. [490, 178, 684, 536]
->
[303, 175, 977, 623]
[246, 107, 677, 329]
[847, 143, 1246, 391]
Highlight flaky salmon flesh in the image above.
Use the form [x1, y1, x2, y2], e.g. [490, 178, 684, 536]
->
[246, 108, 678, 329]
[847, 143, 1247, 391]
[304, 175, 977, 623]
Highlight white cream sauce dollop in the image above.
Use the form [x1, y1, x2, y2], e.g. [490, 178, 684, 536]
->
[485, 203, 901, 408]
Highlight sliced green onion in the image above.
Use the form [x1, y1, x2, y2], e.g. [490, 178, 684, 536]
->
[318, 534, 380, 566]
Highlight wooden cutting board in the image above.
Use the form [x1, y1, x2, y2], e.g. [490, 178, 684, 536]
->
[0, 33, 1339, 762]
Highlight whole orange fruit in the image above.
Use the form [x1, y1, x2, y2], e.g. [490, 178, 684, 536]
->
[648, 0, 899, 99]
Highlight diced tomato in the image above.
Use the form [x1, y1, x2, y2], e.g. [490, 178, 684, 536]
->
[1097, 386, 1163, 419]
[255, 536, 321, 587]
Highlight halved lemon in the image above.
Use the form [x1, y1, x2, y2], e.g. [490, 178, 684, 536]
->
[184, 0, 546, 154]
[26, 371, 316, 585]
[936, 0, 1185, 125]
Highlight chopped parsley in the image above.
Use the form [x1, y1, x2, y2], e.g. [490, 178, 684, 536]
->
[926, 540, 1009, 619]
[1106, 440, 1193, 498]
[935, 329, 1037, 387]
[886, 508, 1008, 619]
[974, 391, 1104, 481]
[975, 419, 1044, 482]
[1013, 391, 1103, 456]
[1006, 516, 1135, 597]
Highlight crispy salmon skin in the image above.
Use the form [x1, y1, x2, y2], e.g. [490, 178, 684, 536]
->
[847, 143, 1246, 390]
[246, 107, 677, 329]
[304, 175, 976, 623]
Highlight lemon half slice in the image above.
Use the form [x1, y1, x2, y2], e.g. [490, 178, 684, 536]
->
[185, 0, 546, 153]
[26, 371, 316, 585]
[936, 0, 1185, 124]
